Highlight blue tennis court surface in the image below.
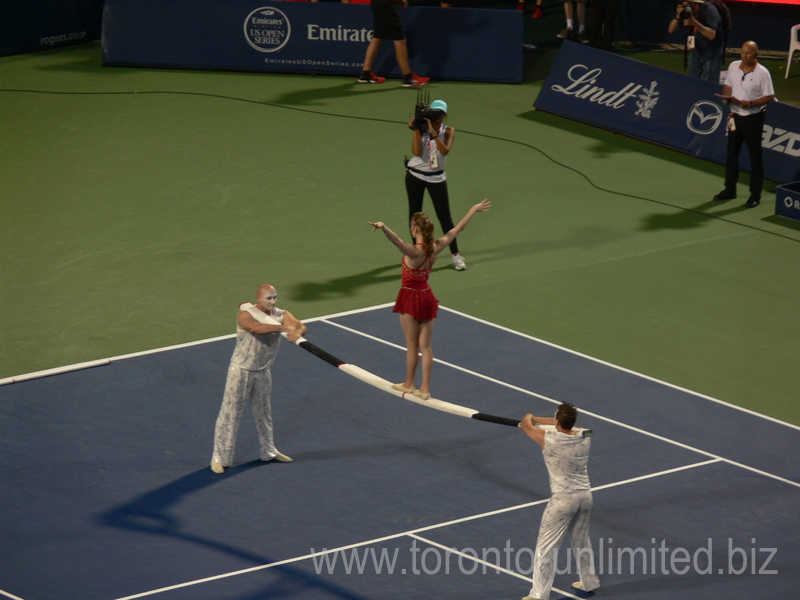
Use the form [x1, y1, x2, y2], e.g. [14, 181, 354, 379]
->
[1, 306, 798, 600]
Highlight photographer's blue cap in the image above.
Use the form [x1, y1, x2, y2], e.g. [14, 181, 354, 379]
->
[430, 99, 448, 113]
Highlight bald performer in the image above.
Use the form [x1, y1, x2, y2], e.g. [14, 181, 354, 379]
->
[210, 284, 307, 474]
[714, 41, 775, 208]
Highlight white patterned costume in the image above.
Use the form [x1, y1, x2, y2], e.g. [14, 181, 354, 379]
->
[528, 430, 600, 600]
[211, 305, 285, 466]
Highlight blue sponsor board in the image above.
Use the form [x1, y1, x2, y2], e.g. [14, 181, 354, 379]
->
[101, 0, 522, 83]
[775, 181, 800, 223]
[0, 0, 102, 57]
[534, 41, 800, 185]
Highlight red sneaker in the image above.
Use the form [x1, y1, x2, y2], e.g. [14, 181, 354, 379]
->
[402, 73, 430, 87]
[357, 71, 386, 84]
[532, 6, 543, 19]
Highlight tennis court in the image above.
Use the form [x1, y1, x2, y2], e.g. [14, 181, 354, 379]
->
[1, 306, 797, 600]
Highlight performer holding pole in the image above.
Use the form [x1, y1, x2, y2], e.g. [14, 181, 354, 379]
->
[210, 284, 307, 474]
[520, 403, 600, 600]
[368, 199, 491, 401]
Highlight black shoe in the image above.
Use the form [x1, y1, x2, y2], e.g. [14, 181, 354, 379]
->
[745, 196, 761, 208]
[713, 189, 736, 201]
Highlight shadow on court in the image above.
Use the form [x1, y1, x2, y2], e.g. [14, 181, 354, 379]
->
[290, 262, 461, 302]
[96, 461, 373, 600]
[267, 82, 404, 108]
[291, 264, 399, 302]
[466, 225, 631, 264]
[640, 200, 751, 231]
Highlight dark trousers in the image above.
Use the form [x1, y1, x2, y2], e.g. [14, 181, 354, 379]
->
[725, 111, 766, 198]
[405, 171, 458, 255]
[588, 0, 620, 51]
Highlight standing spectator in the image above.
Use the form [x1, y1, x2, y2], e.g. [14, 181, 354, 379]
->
[357, 0, 430, 87]
[714, 41, 775, 208]
[558, 1, 589, 43]
[668, 0, 724, 83]
[588, 0, 620, 51]
[516, 0, 545, 20]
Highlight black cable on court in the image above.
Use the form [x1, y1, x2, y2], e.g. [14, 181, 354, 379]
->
[2, 87, 799, 245]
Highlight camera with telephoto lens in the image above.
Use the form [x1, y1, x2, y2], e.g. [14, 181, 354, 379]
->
[412, 90, 441, 132]
[677, 3, 693, 20]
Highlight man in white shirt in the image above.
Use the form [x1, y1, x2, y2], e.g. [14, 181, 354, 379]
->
[714, 41, 775, 208]
[520, 403, 600, 600]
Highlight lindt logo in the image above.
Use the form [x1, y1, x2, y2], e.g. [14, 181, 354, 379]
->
[551, 65, 648, 110]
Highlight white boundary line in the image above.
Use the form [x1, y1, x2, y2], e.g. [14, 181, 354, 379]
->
[405, 533, 583, 600]
[0, 590, 26, 600]
[3, 303, 796, 489]
[0, 304, 396, 386]
[438, 306, 800, 432]
[3, 302, 794, 434]
[405, 533, 536, 581]
[110, 459, 720, 600]
[322, 317, 800, 489]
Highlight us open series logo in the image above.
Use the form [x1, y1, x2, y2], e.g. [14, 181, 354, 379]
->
[244, 7, 291, 52]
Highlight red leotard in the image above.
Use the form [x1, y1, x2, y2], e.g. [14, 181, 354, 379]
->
[393, 251, 439, 321]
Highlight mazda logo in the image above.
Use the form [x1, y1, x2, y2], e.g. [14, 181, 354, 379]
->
[686, 101, 723, 135]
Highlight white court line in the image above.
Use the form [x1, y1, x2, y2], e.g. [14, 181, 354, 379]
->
[406, 533, 582, 600]
[440, 306, 800, 432]
[4, 303, 796, 489]
[4, 301, 796, 432]
[0, 590, 26, 600]
[0, 304, 396, 386]
[406, 533, 531, 582]
[110, 459, 719, 600]
[321, 317, 800, 490]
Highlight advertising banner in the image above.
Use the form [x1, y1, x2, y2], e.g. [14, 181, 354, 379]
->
[775, 181, 800, 222]
[534, 41, 800, 184]
[101, 0, 522, 83]
[0, 0, 102, 57]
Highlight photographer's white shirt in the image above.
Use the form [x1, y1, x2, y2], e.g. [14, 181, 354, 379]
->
[407, 125, 447, 184]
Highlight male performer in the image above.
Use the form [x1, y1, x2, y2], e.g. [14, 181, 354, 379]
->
[210, 284, 307, 474]
[714, 40, 775, 208]
[520, 403, 600, 600]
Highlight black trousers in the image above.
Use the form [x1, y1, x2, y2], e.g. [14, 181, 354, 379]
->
[588, 0, 620, 51]
[405, 171, 458, 255]
[725, 111, 766, 198]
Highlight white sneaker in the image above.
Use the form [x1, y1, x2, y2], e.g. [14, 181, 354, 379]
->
[451, 253, 466, 270]
[210, 461, 225, 474]
[271, 451, 293, 463]
[572, 581, 600, 592]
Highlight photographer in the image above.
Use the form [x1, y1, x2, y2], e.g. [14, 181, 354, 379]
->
[405, 99, 466, 270]
[668, 0, 724, 83]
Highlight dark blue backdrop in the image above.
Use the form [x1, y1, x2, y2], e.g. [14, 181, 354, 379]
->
[101, 0, 523, 83]
[0, 0, 102, 57]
